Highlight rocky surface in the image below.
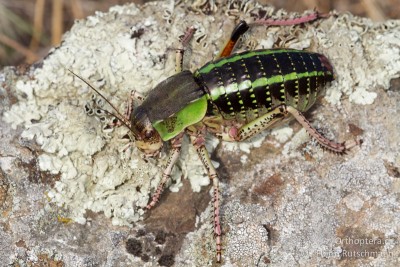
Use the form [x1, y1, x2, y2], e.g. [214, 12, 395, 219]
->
[1, 0, 400, 266]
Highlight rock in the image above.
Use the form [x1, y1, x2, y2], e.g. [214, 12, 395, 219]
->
[1, 1, 399, 266]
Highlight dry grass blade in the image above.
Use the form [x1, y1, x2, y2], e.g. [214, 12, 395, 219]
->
[28, 0, 45, 63]
[52, 0, 63, 46]
[1, 0, 398, 67]
[0, 33, 39, 62]
[70, 0, 84, 19]
[361, 0, 386, 21]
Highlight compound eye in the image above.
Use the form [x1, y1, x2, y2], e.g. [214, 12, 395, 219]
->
[145, 130, 154, 139]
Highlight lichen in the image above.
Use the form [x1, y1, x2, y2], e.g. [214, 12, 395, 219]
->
[2, 0, 400, 232]
[1, 1, 400, 266]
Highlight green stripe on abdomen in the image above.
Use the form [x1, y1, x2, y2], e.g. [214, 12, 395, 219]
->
[195, 49, 334, 120]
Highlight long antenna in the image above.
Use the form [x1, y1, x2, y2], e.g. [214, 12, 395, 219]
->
[68, 69, 139, 138]
[95, 107, 137, 138]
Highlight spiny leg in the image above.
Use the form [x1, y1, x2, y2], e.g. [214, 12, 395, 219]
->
[229, 104, 359, 153]
[285, 106, 360, 153]
[69, 69, 136, 133]
[201, 106, 287, 142]
[188, 130, 222, 263]
[146, 27, 197, 209]
[112, 90, 145, 128]
[103, 91, 144, 153]
[146, 133, 184, 209]
[251, 10, 327, 26]
[235, 105, 287, 141]
[175, 26, 196, 73]
[217, 10, 327, 59]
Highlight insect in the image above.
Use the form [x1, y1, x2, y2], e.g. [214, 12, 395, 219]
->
[71, 11, 360, 263]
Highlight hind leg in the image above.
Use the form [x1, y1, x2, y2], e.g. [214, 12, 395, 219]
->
[218, 10, 326, 58]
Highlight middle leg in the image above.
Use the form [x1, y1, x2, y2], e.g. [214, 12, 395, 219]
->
[188, 128, 223, 263]
[175, 26, 196, 73]
[202, 105, 288, 142]
[146, 133, 184, 209]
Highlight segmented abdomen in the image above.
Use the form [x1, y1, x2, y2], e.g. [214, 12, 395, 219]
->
[195, 49, 334, 121]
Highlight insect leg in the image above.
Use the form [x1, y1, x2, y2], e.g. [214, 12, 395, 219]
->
[217, 11, 327, 59]
[189, 132, 223, 263]
[112, 90, 145, 128]
[146, 133, 183, 209]
[175, 26, 196, 73]
[234, 105, 288, 141]
[232, 104, 359, 152]
[285, 106, 360, 153]
[251, 10, 327, 27]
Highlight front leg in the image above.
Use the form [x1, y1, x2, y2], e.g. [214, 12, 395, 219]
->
[187, 127, 223, 263]
[146, 133, 183, 209]
[111, 90, 145, 128]
[175, 26, 196, 73]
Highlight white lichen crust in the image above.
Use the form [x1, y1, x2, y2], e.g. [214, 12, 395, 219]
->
[1, 0, 400, 265]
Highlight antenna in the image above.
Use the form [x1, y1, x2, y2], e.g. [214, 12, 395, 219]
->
[68, 69, 139, 138]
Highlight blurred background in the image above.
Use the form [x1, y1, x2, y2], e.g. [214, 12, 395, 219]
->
[0, 0, 399, 67]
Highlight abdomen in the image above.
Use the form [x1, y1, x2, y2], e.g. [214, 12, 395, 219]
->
[195, 49, 334, 121]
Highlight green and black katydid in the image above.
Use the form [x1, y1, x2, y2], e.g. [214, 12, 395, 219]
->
[71, 11, 360, 263]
